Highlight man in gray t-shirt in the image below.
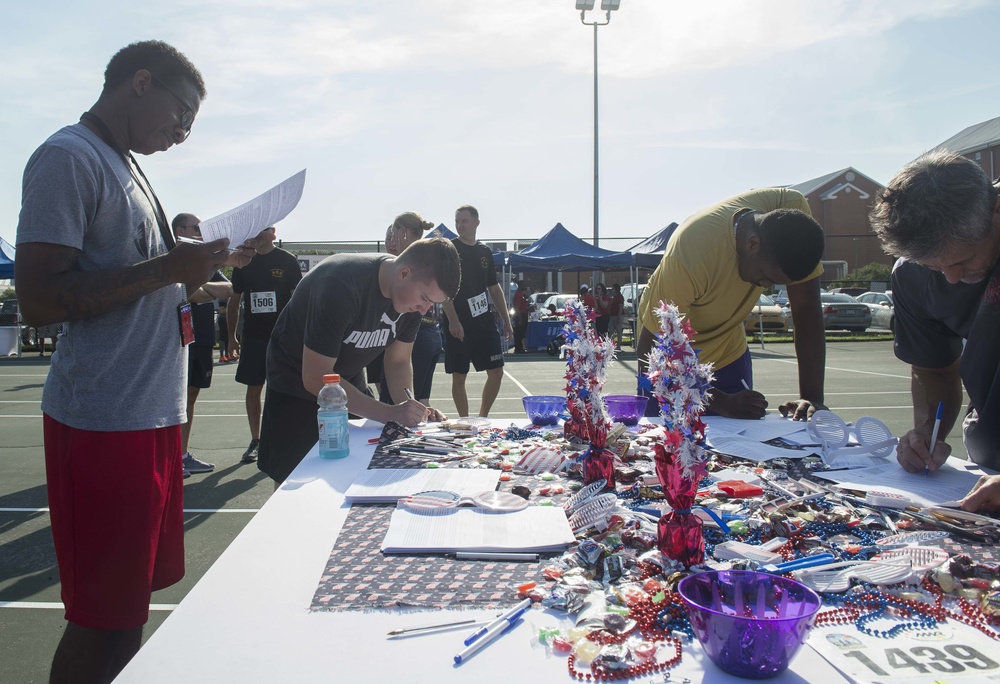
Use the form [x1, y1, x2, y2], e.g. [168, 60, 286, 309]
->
[15, 41, 269, 683]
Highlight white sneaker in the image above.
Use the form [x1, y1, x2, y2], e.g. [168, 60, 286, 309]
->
[182, 452, 215, 474]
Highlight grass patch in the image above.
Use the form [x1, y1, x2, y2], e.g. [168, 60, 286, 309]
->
[746, 330, 894, 343]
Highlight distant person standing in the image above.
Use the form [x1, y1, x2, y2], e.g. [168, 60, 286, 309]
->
[172, 213, 233, 477]
[227, 225, 301, 464]
[216, 295, 231, 362]
[609, 283, 625, 347]
[511, 281, 531, 354]
[594, 282, 611, 336]
[379, 212, 445, 404]
[443, 205, 513, 417]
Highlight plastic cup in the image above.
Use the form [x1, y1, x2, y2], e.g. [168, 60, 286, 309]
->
[678, 570, 821, 679]
[603, 395, 648, 426]
[521, 395, 566, 426]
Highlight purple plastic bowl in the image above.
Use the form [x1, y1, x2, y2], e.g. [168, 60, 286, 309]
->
[678, 570, 821, 679]
[522, 395, 565, 426]
[604, 395, 647, 426]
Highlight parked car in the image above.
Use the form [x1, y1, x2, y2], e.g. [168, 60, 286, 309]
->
[620, 283, 647, 318]
[855, 291, 894, 331]
[0, 299, 36, 345]
[0, 299, 17, 327]
[529, 291, 558, 309]
[821, 293, 871, 332]
[828, 286, 869, 298]
[744, 294, 788, 333]
[541, 294, 578, 315]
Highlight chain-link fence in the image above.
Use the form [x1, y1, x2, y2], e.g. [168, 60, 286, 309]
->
[280, 232, 897, 294]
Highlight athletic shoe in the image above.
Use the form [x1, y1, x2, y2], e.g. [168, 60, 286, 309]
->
[182, 466, 191, 480]
[182, 452, 215, 474]
[241, 439, 260, 464]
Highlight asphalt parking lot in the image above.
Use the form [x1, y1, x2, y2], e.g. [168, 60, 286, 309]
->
[0, 339, 958, 683]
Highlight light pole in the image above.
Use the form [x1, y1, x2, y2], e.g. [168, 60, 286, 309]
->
[576, 0, 621, 249]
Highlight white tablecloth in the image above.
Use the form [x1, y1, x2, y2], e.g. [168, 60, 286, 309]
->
[114, 419, 843, 684]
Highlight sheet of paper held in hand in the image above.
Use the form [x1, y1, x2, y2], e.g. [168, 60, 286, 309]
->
[813, 458, 995, 508]
[196, 169, 307, 248]
[381, 506, 576, 554]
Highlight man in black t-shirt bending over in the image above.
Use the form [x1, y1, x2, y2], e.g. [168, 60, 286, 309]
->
[442, 205, 513, 417]
[259, 238, 461, 483]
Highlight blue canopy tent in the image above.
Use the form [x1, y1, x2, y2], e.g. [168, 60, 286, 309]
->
[425, 224, 457, 240]
[628, 222, 678, 269]
[0, 237, 14, 279]
[507, 223, 631, 272]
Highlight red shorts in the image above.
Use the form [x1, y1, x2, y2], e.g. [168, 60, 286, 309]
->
[43, 414, 185, 630]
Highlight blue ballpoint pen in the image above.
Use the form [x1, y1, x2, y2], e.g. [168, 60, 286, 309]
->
[463, 598, 531, 646]
[454, 616, 525, 665]
[925, 401, 944, 476]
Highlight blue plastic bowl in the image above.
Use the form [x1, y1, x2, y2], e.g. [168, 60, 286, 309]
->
[522, 395, 565, 426]
[604, 395, 648, 426]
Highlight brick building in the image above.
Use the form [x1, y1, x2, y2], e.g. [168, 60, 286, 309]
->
[786, 168, 889, 272]
[928, 115, 1000, 181]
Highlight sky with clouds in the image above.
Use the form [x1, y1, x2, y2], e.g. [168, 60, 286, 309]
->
[3, 0, 999, 249]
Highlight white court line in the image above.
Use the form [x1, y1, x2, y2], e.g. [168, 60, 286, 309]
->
[0, 601, 176, 611]
[0, 507, 259, 514]
[502, 368, 531, 397]
[763, 358, 909, 380]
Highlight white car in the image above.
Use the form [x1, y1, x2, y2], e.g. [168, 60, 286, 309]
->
[620, 283, 646, 318]
[855, 291, 894, 332]
[541, 294, 579, 315]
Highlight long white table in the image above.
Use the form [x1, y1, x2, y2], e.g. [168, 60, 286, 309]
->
[115, 419, 845, 683]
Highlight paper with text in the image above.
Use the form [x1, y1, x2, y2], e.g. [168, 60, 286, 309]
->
[345, 468, 500, 503]
[703, 414, 810, 443]
[708, 434, 820, 462]
[813, 459, 993, 508]
[198, 169, 306, 248]
[381, 506, 575, 554]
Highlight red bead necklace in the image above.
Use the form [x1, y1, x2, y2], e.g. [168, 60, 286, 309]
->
[566, 593, 684, 681]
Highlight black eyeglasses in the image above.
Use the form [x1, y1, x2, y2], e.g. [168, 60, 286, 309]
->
[150, 73, 195, 138]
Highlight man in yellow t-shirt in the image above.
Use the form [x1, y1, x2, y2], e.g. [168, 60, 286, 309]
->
[637, 188, 827, 420]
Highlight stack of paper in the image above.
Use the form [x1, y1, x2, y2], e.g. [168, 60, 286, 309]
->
[813, 459, 990, 508]
[381, 506, 575, 554]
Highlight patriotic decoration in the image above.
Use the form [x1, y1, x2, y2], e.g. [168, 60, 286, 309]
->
[560, 298, 617, 489]
[515, 445, 567, 475]
[645, 301, 714, 566]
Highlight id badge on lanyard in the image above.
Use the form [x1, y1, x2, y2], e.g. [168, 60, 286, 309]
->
[178, 303, 195, 346]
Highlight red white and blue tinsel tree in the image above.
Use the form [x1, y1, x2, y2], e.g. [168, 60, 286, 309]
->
[560, 299, 618, 490]
[644, 302, 714, 566]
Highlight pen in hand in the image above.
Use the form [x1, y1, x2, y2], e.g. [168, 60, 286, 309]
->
[925, 401, 944, 476]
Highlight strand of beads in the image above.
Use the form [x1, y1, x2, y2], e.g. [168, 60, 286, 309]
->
[567, 637, 683, 682]
[922, 577, 1000, 640]
[819, 587, 939, 638]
